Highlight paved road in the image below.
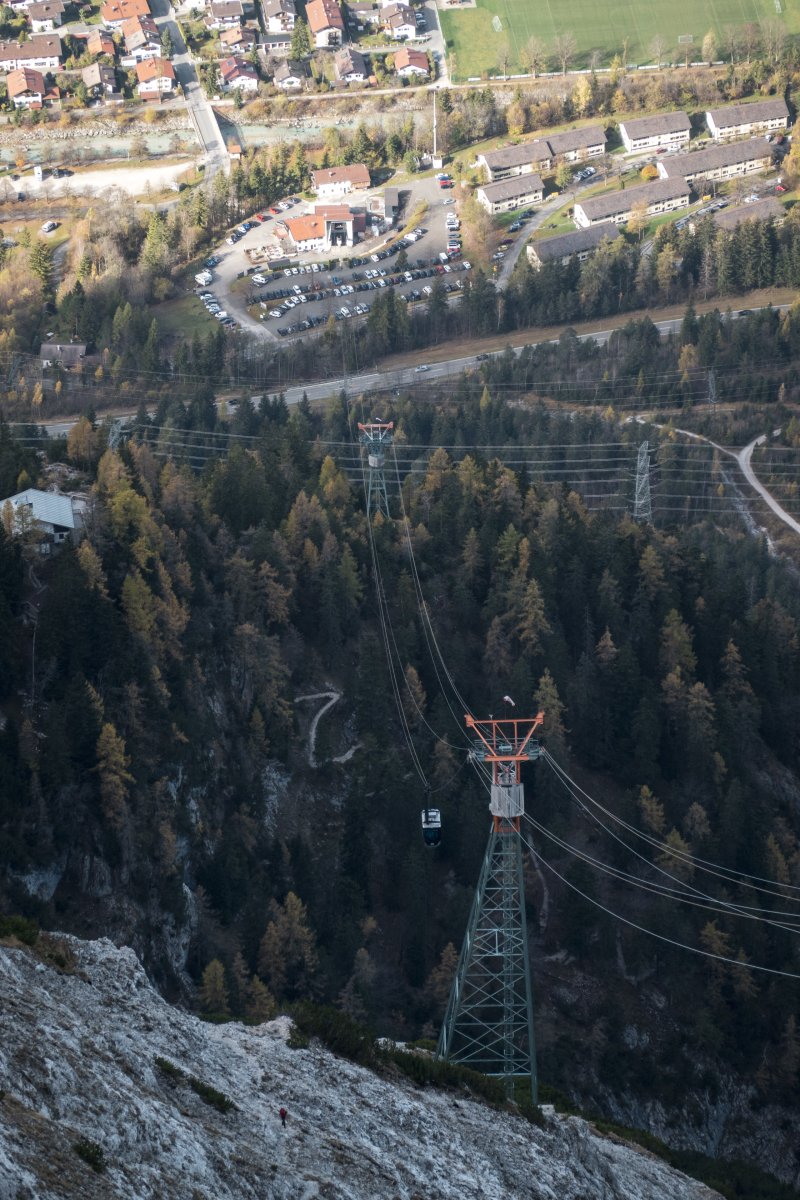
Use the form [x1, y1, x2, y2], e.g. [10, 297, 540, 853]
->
[737, 434, 800, 537]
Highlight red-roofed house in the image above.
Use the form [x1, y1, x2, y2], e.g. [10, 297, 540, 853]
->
[0, 35, 62, 72]
[281, 204, 365, 250]
[219, 55, 259, 91]
[101, 0, 150, 26]
[136, 55, 175, 96]
[7, 65, 45, 107]
[311, 163, 370, 197]
[86, 29, 116, 57]
[306, 0, 344, 47]
[122, 15, 161, 60]
[219, 24, 256, 51]
[394, 45, 428, 76]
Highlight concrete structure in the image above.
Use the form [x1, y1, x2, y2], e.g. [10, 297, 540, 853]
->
[273, 58, 305, 87]
[618, 111, 691, 152]
[40, 342, 86, 368]
[0, 488, 77, 550]
[220, 54, 259, 90]
[261, 0, 295, 30]
[705, 98, 789, 140]
[656, 138, 773, 185]
[334, 45, 366, 82]
[476, 172, 544, 214]
[136, 56, 176, 96]
[100, 0, 150, 26]
[394, 45, 428, 76]
[527, 223, 621, 269]
[0, 35, 61, 71]
[27, 0, 64, 32]
[381, 1, 415, 38]
[306, 0, 344, 46]
[262, 31, 291, 52]
[7, 66, 45, 107]
[311, 163, 370, 197]
[573, 178, 690, 228]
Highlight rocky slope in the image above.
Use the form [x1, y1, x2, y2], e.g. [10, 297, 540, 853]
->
[0, 936, 721, 1200]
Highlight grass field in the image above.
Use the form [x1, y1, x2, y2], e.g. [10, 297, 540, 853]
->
[439, 0, 800, 79]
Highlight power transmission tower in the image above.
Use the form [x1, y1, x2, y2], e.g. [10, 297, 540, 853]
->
[438, 712, 544, 1103]
[357, 420, 393, 518]
[633, 440, 652, 523]
[108, 419, 125, 452]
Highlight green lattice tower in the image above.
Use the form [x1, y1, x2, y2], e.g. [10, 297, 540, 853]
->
[437, 713, 544, 1103]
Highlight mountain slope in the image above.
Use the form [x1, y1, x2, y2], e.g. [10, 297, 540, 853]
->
[0, 935, 720, 1200]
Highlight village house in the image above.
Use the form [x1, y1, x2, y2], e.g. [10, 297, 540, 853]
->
[261, 0, 295, 31]
[306, 0, 344, 47]
[334, 45, 366, 82]
[311, 162, 371, 197]
[573, 178, 690, 228]
[0, 488, 79, 552]
[273, 57, 305, 87]
[85, 29, 116, 57]
[656, 138, 774, 185]
[7, 66, 46, 107]
[204, 0, 244, 29]
[0, 35, 62, 72]
[136, 55, 176, 97]
[100, 0, 150, 28]
[476, 172, 544, 214]
[545, 125, 605, 162]
[381, 0, 415, 38]
[27, 0, 65, 33]
[346, 0, 379, 27]
[526, 224, 621, 270]
[220, 23, 257, 51]
[122, 15, 161, 60]
[82, 61, 117, 95]
[705, 98, 789, 139]
[393, 45, 427, 76]
[219, 54, 259, 90]
[618, 111, 691, 153]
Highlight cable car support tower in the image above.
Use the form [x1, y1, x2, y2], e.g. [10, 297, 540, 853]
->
[437, 712, 544, 1103]
[358, 420, 394, 518]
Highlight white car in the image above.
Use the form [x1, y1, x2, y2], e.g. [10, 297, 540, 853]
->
[40, 220, 59, 233]
[415, 364, 429, 372]
[252, 273, 266, 285]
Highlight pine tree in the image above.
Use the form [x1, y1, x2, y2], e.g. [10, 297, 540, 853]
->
[257, 892, 318, 1000]
[199, 959, 230, 1016]
[95, 722, 133, 829]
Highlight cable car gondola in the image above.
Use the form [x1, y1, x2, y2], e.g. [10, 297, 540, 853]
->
[421, 806, 442, 847]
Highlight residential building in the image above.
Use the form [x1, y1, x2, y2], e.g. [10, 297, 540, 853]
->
[346, 0, 379, 25]
[86, 29, 115, 56]
[311, 163, 370, 197]
[477, 139, 552, 182]
[219, 24, 257, 51]
[306, 0, 344, 46]
[0, 488, 77, 550]
[527, 224, 621, 269]
[393, 45, 428, 76]
[122, 15, 161, 60]
[100, 0, 150, 26]
[7, 66, 45, 107]
[573, 178, 690, 228]
[656, 138, 773, 185]
[136, 56, 176, 96]
[705, 98, 789, 139]
[262, 31, 291, 52]
[219, 54, 259, 90]
[476, 172, 544, 214]
[280, 204, 366, 251]
[0, 35, 62, 72]
[27, 0, 64, 33]
[40, 342, 86, 368]
[381, 1, 415, 38]
[618, 111, 691, 152]
[82, 61, 117, 94]
[273, 58, 305, 87]
[710, 196, 785, 230]
[204, 0, 244, 28]
[334, 45, 366, 82]
[545, 125, 605, 162]
[261, 0, 295, 31]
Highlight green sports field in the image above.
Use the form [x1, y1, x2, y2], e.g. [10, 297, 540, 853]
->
[439, 0, 800, 79]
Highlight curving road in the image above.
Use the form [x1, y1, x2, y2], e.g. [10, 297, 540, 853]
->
[737, 435, 800, 537]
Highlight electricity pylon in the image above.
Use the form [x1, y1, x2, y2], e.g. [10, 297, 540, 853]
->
[437, 712, 544, 1103]
[357, 420, 393, 518]
[633, 440, 652, 523]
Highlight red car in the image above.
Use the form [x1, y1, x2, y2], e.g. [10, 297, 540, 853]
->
[257, 212, 270, 221]
[438, 180, 454, 189]
[269, 205, 281, 214]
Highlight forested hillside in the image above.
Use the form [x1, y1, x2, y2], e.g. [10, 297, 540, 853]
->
[1, 364, 800, 1187]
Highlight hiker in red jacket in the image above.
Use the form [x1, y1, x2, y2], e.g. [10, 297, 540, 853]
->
[279, 1107, 287, 1128]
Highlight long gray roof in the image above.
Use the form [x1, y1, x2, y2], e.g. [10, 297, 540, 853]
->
[577, 177, 690, 220]
[706, 98, 789, 129]
[619, 111, 690, 140]
[479, 140, 551, 172]
[478, 173, 544, 202]
[2, 488, 75, 530]
[531, 224, 621, 262]
[659, 137, 772, 179]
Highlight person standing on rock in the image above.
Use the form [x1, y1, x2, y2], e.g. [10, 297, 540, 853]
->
[279, 1107, 287, 1128]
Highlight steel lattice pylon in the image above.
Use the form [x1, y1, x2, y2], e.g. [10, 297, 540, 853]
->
[437, 713, 544, 1103]
[633, 439, 652, 523]
[358, 420, 394, 518]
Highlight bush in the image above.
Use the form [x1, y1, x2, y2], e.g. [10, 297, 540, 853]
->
[154, 1056, 184, 1082]
[289, 1003, 376, 1066]
[73, 1137, 105, 1173]
[188, 1077, 236, 1113]
[0, 915, 39, 945]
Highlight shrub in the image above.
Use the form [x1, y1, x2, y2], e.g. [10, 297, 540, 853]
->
[73, 1137, 105, 1173]
[154, 1056, 184, 1082]
[188, 1077, 236, 1113]
[0, 915, 39, 945]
